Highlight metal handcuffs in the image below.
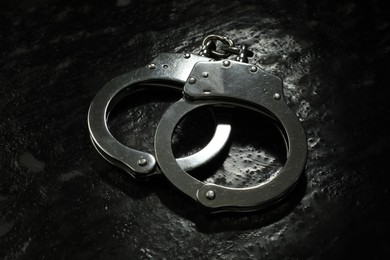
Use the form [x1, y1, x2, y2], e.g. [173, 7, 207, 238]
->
[88, 35, 307, 213]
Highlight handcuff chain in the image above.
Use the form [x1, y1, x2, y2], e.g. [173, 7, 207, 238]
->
[199, 34, 254, 63]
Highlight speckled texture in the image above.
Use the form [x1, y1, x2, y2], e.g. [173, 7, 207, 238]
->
[1, 0, 390, 259]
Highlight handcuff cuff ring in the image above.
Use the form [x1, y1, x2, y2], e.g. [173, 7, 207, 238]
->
[154, 58, 307, 213]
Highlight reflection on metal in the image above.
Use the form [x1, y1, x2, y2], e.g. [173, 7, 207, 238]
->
[88, 35, 307, 213]
[176, 124, 231, 171]
[155, 56, 307, 213]
[88, 53, 232, 179]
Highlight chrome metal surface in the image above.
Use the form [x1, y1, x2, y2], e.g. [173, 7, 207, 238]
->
[88, 53, 232, 179]
[176, 124, 231, 171]
[155, 59, 307, 212]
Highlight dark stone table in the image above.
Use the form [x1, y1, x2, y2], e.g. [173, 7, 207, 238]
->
[1, 0, 389, 259]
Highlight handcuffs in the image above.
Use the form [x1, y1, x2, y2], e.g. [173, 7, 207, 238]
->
[88, 35, 307, 213]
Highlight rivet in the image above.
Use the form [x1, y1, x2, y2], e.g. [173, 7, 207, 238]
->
[205, 190, 216, 200]
[188, 77, 196, 84]
[148, 63, 156, 69]
[222, 60, 230, 67]
[202, 72, 209, 78]
[184, 53, 191, 59]
[137, 158, 148, 166]
[250, 66, 258, 72]
[273, 93, 281, 100]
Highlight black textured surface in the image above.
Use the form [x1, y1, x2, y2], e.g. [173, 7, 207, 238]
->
[1, 0, 390, 259]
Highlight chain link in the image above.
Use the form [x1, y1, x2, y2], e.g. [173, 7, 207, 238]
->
[199, 34, 254, 63]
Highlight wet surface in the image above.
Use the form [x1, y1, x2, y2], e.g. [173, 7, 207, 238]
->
[1, 0, 390, 259]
